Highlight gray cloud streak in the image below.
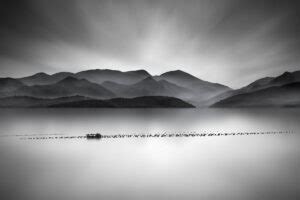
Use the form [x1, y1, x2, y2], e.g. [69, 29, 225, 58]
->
[0, 0, 300, 88]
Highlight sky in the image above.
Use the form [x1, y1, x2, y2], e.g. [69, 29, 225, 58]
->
[0, 0, 300, 88]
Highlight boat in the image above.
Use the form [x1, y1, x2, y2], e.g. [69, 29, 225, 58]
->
[86, 133, 102, 139]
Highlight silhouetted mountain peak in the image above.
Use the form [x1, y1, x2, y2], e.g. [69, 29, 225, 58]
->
[283, 71, 291, 75]
[18, 72, 54, 86]
[242, 77, 273, 91]
[52, 72, 74, 78]
[76, 69, 120, 75]
[278, 71, 293, 78]
[212, 81, 300, 107]
[74, 69, 151, 85]
[77, 69, 151, 76]
[53, 72, 73, 75]
[128, 69, 150, 76]
[271, 70, 300, 84]
[31, 72, 50, 78]
[19, 72, 51, 80]
[172, 70, 188, 74]
[161, 70, 195, 78]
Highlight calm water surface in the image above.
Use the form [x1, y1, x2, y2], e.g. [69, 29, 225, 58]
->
[0, 108, 299, 200]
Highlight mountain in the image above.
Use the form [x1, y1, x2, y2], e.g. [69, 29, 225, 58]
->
[15, 69, 231, 106]
[101, 81, 131, 95]
[102, 76, 192, 98]
[207, 70, 300, 106]
[5, 69, 300, 108]
[157, 70, 230, 91]
[51, 72, 75, 81]
[212, 82, 300, 107]
[156, 70, 231, 101]
[239, 71, 300, 92]
[0, 78, 25, 97]
[18, 69, 151, 86]
[18, 72, 75, 86]
[18, 72, 55, 86]
[152, 70, 231, 106]
[50, 96, 195, 108]
[75, 69, 150, 85]
[13, 76, 115, 99]
[18, 69, 230, 98]
[270, 71, 300, 85]
[0, 96, 91, 108]
[2, 69, 235, 106]
[242, 77, 274, 92]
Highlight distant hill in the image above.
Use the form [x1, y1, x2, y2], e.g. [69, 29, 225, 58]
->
[2, 69, 300, 108]
[102, 76, 192, 98]
[238, 70, 300, 92]
[101, 81, 130, 95]
[8, 69, 300, 108]
[18, 69, 151, 86]
[155, 70, 231, 105]
[0, 78, 25, 97]
[212, 82, 300, 107]
[270, 71, 300, 85]
[157, 70, 231, 93]
[18, 72, 55, 86]
[207, 70, 300, 106]
[50, 96, 195, 108]
[75, 69, 150, 85]
[12, 76, 115, 99]
[4, 69, 233, 107]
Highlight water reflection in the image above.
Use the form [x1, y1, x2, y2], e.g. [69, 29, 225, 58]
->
[0, 108, 300, 200]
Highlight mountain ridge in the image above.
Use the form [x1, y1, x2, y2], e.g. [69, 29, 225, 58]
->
[12, 76, 115, 99]
[208, 70, 300, 106]
[2, 68, 299, 108]
[212, 82, 300, 107]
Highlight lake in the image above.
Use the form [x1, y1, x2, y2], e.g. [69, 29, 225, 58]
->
[0, 108, 299, 200]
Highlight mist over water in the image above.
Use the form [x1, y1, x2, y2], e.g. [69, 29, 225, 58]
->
[1, 0, 300, 199]
[0, 108, 299, 200]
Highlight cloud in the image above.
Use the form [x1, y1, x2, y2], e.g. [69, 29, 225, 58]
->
[0, 0, 300, 87]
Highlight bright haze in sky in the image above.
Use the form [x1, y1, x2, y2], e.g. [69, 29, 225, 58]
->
[0, 0, 300, 88]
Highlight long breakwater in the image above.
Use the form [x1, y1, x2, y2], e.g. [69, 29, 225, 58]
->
[18, 131, 294, 140]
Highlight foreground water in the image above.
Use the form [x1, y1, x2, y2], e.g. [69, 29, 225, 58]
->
[0, 108, 299, 200]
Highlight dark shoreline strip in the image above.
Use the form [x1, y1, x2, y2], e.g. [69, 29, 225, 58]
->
[19, 131, 293, 140]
